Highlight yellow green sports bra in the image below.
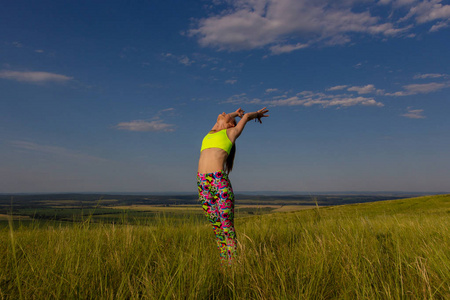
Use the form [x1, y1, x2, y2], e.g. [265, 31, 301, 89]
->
[201, 129, 233, 155]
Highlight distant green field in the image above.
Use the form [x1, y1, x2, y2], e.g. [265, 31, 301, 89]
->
[0, 201, 314, 228]
[1, 194, 449, 299]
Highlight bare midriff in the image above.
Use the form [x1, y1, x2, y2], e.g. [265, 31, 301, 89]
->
[197, 148, 228, 174]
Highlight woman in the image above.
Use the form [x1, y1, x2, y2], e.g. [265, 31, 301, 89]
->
[197, 107, 269, 264]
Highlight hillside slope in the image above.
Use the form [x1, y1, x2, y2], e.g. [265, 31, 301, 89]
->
[1, 194, 449, 299]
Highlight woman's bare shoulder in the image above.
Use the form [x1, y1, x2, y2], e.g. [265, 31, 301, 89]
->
[226, 127, 239, 143]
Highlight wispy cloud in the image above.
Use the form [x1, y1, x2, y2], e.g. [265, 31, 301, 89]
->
[401, 0, 450, 26]
[225, 76, 449, 108]
[327, 85, 348, 91]
[386, 82, 449, 96]
[157, 107, 178, 118]
[12, 41, 23, 48]
[269, 43, 309, 55]
[222, 93, 262, 105]
[179, 56, 194, 66]
[429, 21, 449, 32]
[404, 82, 448, 93]
[225, 89, 384, 108]
[347, 84, 384, 95]
[161, 53, 195, 66]
[159, 108, 175, 113]
[413, 73, 448, 79]
[189, 0, 423, 54]
[328, 84, 385, 95]
[265, 92, 384, 108]
[10, 141, 107, 162]
[0, 70, 73, 83]
[225, 79, 237, 84]
[115, 119, 175, 132]
[116, 108, 177, 132]
[401, 107, 426, 119]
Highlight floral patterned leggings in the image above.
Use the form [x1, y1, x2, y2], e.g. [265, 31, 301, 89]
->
[197, 170, 236, 264]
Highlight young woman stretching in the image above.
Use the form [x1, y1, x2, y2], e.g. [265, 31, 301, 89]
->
[197, 107, 269, 265]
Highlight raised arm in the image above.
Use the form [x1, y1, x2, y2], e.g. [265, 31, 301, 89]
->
[228, 107, 269, 142]
[227, 108, 245, 119]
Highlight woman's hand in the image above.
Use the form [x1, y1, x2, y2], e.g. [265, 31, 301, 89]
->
[255, 107, 269, 123]
[229, 107, 270, 141]
[243, 107, 269, 123]
[234, 108, 245, 118]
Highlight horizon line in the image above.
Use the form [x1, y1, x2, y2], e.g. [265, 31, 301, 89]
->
[1, 191, 448, 196]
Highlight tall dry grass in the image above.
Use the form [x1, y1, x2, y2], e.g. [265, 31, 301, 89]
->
[1, 195, 449, 299]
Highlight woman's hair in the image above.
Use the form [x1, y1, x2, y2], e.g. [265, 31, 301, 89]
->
[225, 144, 236, 174]
[224, 117, 237, 174]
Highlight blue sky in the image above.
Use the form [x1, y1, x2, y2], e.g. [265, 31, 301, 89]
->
[1, 0, 449, 193]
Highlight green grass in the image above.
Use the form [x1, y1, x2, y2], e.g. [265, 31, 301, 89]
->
[1, 203, 290, 229]
[1, 195, 449, 299]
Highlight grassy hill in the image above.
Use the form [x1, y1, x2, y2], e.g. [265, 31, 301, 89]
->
[1, 195, 449, 299]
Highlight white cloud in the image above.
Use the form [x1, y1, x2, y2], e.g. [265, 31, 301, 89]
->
[386, 82, 448, 96]
[155, 107, 176, 118]
[222, 93, 262, 105]
[401, 107, 425, 119]
[430, 20, 450, 31]
[329, 84, 385, 95]
[225, 79, 237, 84]
[189, 0, 413, 52]
[269, 43, 309, 55]
[347, 84, 385, 95]
[265, 93, 384, 108]
[179, 56, 194, 66]
[224, 77, 448, 109]
[402, 0, 450, 24]
[367, 22, 412, 36]
[326, 97, 384, 107]
[347, 84, 377, 94]
[327, 85, 348, 91]
[404, 82, 447, 93]
[225, 84, 385, 108]
[322, 34, 352, 46]
[161, 53, 194, 66]
[0, 70, 73, 83]
[413, 73, 447, 79]
[223, 93, 247, 104]
[115, 120, 175, 132]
